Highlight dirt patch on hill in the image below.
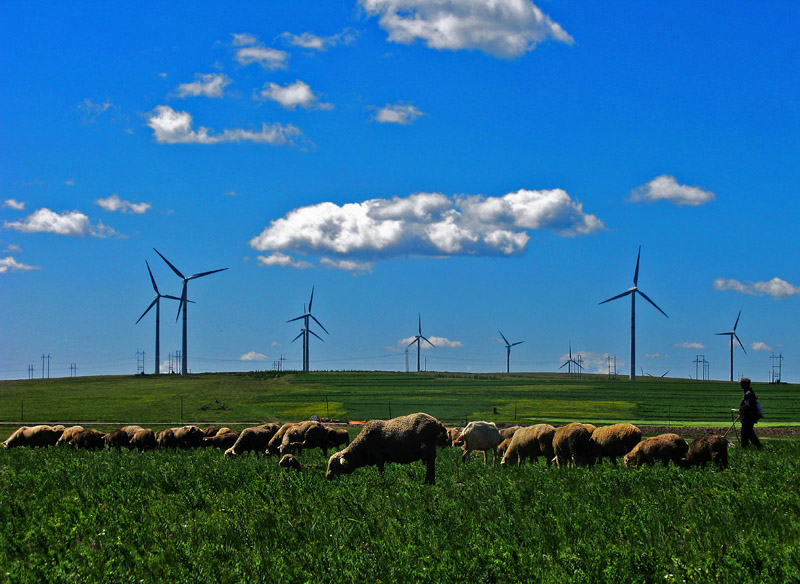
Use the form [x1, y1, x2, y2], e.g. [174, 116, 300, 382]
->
[640, 426, 800, 438]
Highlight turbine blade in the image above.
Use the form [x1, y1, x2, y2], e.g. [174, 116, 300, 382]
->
[637, 289, 668, 318]
[309, 329, 324, 342]
[310, 315, 329, 335]
[162, 294, 183, 301]
[418, 314, 422, 336]
[733, 310, 742, 331]
[498, 330, 510, 345]
[559, 361, 569, 369]
[511, 341, 524, 347]
[661, 370, 670, 377]
[715, 332, 732, 336]
[633, 245, 641, 286]
[287, 315, 305, 323]
[176, 283, 187, 321]
[735, 334, 747, 354]
[308, 286, 315, 311]
[146, 260, 159, 294]
[599, 289, 633, 305]
[421, 335, 435, 348]
[292, 331, 304, 342]
[407, 338, 418, 348]
[136, 298, 158, 324]
[153, 248, 184, 279]
[188, 267, 228, 280]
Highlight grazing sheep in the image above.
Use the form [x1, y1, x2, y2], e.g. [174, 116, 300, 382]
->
[3, 425, 63, 448]
[325, 427, 350, 450]
[446, 427, 463, 447]
[157, 425, 204, 449]
[279, 453, 325, 472]
[202, 425, 219, 437]
[682, 435, 731, 470]
[104, 429, 132, 449]
[454, 421, 503, 464]
[215, 427, 232, 436]
[326, 412, 449, 485]
[56, 426, 85, 446]
[71, 429, 106, 450]
[552, 423, 595, 467]
[225, 423, 280, 457]
[496, 437, 512, 459]
[582, 423, 597, 435]
[279, 421, 329, 456]
[624, 433, 689, 467]
[120, 426, 145, 440]
[130, 429, 157, 451]
[202, 431, 240, 449]
[501, 424, 557, 467]
[266, 422, 300, 454]
[590, 423, 642, 466]
[498, 425, 521, 441]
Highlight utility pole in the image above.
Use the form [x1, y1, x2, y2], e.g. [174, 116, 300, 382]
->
[28, 365, 34, 379]
[405, 347, 409, 373]
[70, 363, 77, 377]
[41, 354, 50, 379]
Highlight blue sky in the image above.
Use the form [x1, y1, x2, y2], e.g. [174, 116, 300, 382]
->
[2, 1, 799, 381]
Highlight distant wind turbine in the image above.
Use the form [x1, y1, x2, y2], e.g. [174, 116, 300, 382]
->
[716, 310, 746, 382]
[408, 314, 434, 372]
[153, 249, 228, 376]
[559, 342, 582, 375]
[135, 260, 184, 374]
[599, 246, 668, 381]
[498, 330, 524, 373]
[287, 287, 328, 372]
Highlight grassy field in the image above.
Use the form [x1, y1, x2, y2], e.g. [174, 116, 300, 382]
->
[1, 371, 799, 436]
[2, 442, 799, 583]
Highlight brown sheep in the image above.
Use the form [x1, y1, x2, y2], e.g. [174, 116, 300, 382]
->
[279, 453, 325, 472]
[326, 412, 449, 485]
[552, 423, 595, 467]
[454, 421, 502, 464]
[446, 427, 463, 446]
[266, 422, 300, 454]
[157, 425, 204, 449]
[582, 423, 597, 435]
[682, 435, 731, 470]
[71, 429, 107, 450]
[130, 429, 157, 451]
[202, 431, 240, 449]
[280, 421, 329, 456]
[225, 423, 280, 457]
[215, 427, 232, 436]
[325, 427, 350, 449]
[104, 429, 132, 449]
[496, 437, 512, 459]
[501, 424, 557, 467]
[498, 425, 521, 441]
[202, 425, 219, 437]
[120, 425, 145, 439]
[590, 423, 642, 465]
[624, 433, 689, 467]
[3, 425, 63, 448]
[56, 426, 85, 445]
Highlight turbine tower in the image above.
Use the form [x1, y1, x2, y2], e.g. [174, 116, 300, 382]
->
[153, 249, 228, 376]
[135, 260, 183, 374]
[559, 342, 582, 375]
[499, 330, 524, 373]
[287, 287, 328, 372]
[716, 310, 746, 382]
[599, 246, 668, 381]
[408, 314, 434, 372]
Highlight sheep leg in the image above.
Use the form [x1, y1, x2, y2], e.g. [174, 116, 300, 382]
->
[424, 456, 436, 485]
[461, 448, 471, 463]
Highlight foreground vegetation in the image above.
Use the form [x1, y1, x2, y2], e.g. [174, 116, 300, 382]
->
[2, 442, 799, 583]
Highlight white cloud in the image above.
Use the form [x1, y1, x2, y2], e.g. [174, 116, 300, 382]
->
[4, 244, 22, 253]
[147, 105, 303, 146]
[3, 208, 121, 238]
[240, 351, 268, 361]
[630, 175, 715, 207]
[257, 80, 333, 110]
[256, 252, 313, 269]
[359, 0, 573, 58]
[3, 199, 25, 211]
[751, 342, 772, 352]
[65, 179, 75, 186]
[675, 342, 705, 350]
[232, 33, 289, 69]
[714, 277, 800, 298]
[78, 98, 112, 123]
[250, 189, 604, 262]
[320, 257, 374, 273]
[372, 103, 423, 125]
[95, 194, 151, 214]
[174, 73, 232, 98]
[0, 256, 39, 273]
[279, 30, 356, 50]
[399, 335, 462, 348]
[232, 33, 259, 47]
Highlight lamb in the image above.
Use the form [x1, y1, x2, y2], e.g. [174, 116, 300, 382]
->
[590, 423, 642, 465]
[501, 424, 556, 467]
[156, 425, 204, 449]
[279, 453, 325, 472]
[325, 427, 350, 450]
[2, 425, 63, 448]
[71, 429, 106, 450]
[681, 435, 731, 470]
[552, 423, 595, 467]
[446, 427, 463, 446]
[279, 421, 329, 456]
[225, 423, 280, 457]
[56, 426, 85, 446]
[326, 412, 449, 485]
[454, 421, 502, 464]
[624, 433, 689, 467]
[202, 431, 240, 449]
[129, 429, 157, 451]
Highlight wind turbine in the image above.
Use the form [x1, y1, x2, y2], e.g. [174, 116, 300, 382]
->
[716, 310, 746, 382]
[599, 246, 668, 381]
[287, 287, 328, 372]
[498, 330, 524, 373]
[408, 314, 434, 372]
[559, 342, 582, 375]
[135, 260, 184, 374]
[153, 249, 228, 376]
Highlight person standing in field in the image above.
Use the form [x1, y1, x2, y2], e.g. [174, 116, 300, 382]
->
[738, 377, 762, 449]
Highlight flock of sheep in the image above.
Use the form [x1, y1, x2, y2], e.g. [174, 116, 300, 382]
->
[1, 413, 731, 485]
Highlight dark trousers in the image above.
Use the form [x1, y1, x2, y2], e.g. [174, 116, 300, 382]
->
[741, 419, 762, 449]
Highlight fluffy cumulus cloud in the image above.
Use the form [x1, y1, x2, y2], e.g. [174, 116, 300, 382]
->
[3, 199, 25, 211]
[629, 175, 715, 207]
[751, 342, 772, 352]
[714, 277, 800, 298]
[4, 208, 121, 238]
[257, 80, 332, 110]
[675, 342, 704, 350]
[0, 256, 39, 274]
[174, 73, 232, 98]
[240, 351, 268, 361]
[250, 190, 603, 266]
[95, 194, 151, 214]
[256, 252, 313, 269]
[359, 0, 573, 58]
[147, 105, 303, 146]
[279, 30, 356, 50]
[399, 336, 462, 348]
[232, 33, 288, 69]
[372, 103, 423, 125]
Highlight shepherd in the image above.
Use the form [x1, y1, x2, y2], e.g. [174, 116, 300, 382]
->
[738, 377, 762, 449]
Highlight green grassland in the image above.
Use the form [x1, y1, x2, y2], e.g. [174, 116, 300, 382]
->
[1, 371, 799, 435]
